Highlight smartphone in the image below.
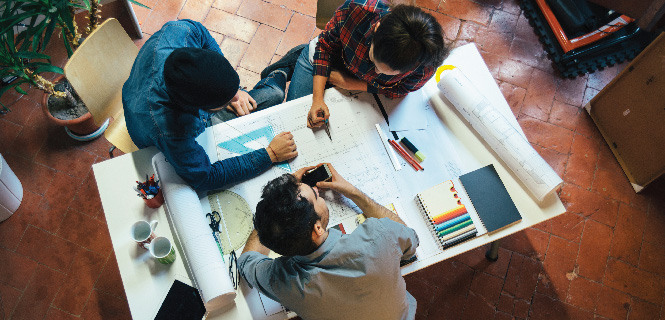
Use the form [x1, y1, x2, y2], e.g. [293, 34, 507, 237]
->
[301, 164, 332, 187]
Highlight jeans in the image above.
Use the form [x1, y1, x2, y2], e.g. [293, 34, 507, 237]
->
[211, 70, 288, 125]
[285, 41, 315, 102]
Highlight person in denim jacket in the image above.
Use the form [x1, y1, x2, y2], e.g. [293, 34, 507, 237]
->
[123, 20, 297, 191]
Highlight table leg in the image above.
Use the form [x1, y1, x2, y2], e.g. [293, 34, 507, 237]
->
[485, 241, 500, 262]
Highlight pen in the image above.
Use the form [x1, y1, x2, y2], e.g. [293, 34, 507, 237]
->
[318, 110, 332, 141]
[389, 139, 423, 171]
[400, 137, 426, 162]
[392, 140, 423, 170]
[391, 139, 422, 170]
[389, 140, 421, 171]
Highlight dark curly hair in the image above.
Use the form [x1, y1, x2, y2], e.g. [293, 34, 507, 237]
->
[254, 174, 321, 256]
[373, 5, 448, 72]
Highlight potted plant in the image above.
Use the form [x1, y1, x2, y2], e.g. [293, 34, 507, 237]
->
[0, 0, 147, 140]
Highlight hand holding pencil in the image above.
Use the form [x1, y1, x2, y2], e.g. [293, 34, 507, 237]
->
[307, 101, 329, 128]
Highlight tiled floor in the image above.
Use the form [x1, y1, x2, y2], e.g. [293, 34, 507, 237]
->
[1, 0, 664, 319]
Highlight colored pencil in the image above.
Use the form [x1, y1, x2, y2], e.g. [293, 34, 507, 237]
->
[431, 205, 468, 225]
[437, 219, 473, 237]
[440, 224, 475, 242]
[435, 213, 471, 232]
[443, 229, 477, 249]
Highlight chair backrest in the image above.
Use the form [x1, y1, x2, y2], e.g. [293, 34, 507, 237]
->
[315, 0, 417, 29]
[64, 18, 139, 153]
[316, 0, 345, 29]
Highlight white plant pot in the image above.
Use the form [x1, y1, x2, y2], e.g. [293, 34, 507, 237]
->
[0, 154, 23, 222]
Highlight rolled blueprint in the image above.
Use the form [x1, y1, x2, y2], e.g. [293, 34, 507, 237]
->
[437, 66, 563, 202]
[152, 153, 236, 310]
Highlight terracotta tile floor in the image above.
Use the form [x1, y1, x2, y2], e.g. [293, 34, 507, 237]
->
[1, 0, 664, 319]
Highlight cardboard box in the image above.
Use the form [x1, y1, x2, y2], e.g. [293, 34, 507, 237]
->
[585, 32, 665, 192]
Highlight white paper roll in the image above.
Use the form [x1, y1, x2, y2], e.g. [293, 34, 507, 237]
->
[437, 67, 563, 202]
[152, 153, 236, 310]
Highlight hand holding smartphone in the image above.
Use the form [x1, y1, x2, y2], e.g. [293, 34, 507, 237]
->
[301, 164, 333, 187]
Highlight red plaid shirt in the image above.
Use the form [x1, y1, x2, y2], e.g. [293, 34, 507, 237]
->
[313, 0, 435, 99]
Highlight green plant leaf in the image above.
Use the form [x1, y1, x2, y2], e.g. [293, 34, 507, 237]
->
[15, 86, 28, 95]
[61, 28, 74, 57]
[0, 80, 30, 101]
[34, 64, 63, 74]
[127, 0, 151, 9]
[15, 51, 51, 59]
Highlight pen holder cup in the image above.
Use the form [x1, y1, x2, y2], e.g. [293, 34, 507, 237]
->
[143, 189, 165, 209]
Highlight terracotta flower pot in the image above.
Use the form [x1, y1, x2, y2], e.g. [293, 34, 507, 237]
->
[41, 75, 106, 139]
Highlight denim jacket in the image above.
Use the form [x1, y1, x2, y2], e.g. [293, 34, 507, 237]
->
[122, 20, 271, 191]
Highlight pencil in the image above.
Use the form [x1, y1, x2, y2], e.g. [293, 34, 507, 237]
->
[437, 219, 473, 237]
[431, 205, 468, 225]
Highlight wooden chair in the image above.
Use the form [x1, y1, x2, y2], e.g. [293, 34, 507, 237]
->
[64, 18, 139, 157]
[316, 0, 417, 29]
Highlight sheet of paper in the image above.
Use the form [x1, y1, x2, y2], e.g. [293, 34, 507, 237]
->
[381, 87, 429, 131]
[212, 89, 400, 228]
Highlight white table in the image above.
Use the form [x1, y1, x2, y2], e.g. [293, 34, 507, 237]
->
[93, 44, 565, 319]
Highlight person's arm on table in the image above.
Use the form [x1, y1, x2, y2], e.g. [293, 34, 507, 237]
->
[316, 163, 405, 226]
[308, 2, 347, 127]
[328, 70, 368, 91]
[242, 230, 269, 256]
[308, 75, 330, 128]
[316, 163, 418, 259]
[238, 230, 282, 302]
[157, 132, 296, 191]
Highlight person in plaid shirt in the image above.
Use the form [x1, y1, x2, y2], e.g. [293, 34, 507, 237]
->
[268, 0, 448, 128]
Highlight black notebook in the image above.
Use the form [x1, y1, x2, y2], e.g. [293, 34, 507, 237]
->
[155, 280, 206, 320]
[459, 164, 521, 234]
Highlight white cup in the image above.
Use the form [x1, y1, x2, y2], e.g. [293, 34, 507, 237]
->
[149, 237, 176, 264]
[130, 220, 158, 249]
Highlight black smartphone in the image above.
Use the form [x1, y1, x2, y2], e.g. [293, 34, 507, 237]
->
[301, 164, 332, 187]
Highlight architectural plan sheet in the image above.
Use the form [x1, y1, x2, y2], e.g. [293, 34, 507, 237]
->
[207, 87, 468, 271]
[437, 67, 563, 202]
[211, 89, 402, 227]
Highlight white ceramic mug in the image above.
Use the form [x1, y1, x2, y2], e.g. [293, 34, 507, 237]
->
[130, 220, 158, 249]
[149, 237, 176, 264]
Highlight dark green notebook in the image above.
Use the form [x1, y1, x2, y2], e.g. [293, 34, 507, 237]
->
[459, 164, 521, 234]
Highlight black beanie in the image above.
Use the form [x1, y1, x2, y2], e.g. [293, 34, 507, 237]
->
[163, 47, 240, 110]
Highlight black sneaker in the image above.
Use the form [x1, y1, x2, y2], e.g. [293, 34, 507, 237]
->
[261, 44, 307, 81]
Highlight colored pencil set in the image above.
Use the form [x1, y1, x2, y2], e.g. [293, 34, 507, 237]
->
[416, 180, 478, 249]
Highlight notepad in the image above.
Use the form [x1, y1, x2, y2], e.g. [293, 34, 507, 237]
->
[416, 180, 480, 249]
[416, 164, 522, 249]
[458, 164, 522, 234]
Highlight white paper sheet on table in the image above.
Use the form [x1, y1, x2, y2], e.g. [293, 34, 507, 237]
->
[211, 89, 401, 228]
[384, 86, 429, 131]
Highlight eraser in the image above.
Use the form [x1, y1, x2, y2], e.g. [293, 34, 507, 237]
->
[414, 151, 426, 162]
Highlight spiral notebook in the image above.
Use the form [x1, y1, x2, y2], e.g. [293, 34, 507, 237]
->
[416, 164, 521, 249]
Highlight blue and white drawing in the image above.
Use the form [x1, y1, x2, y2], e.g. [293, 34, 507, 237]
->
[217, 125, 292, 172]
